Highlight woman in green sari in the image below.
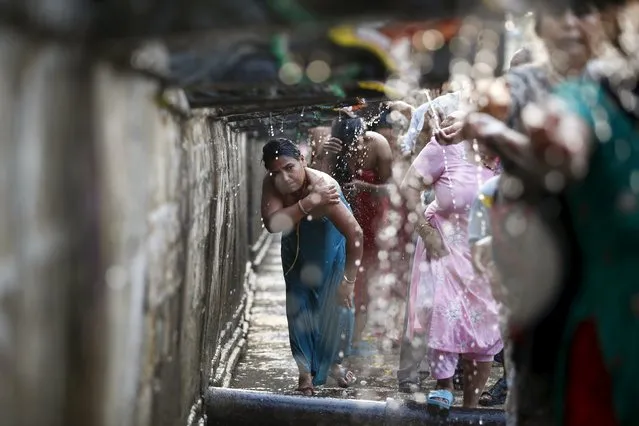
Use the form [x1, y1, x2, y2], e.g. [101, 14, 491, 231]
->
[464, 1, 639, 423]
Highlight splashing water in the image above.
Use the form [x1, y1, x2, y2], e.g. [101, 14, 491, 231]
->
[269, 113, 275, 137]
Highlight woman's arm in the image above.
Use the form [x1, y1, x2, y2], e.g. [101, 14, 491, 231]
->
[325, 202, 364, 283]
[261, 175, 339, 233]
[400, 164, 431, 230]
[465, 107, 591, 185]
[309, 137, 341, 174]
[399, 144, 449, 258]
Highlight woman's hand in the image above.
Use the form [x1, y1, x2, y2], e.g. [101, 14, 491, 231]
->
[465, 104, 591, 187]
[336, 279, 354, 308]
[321, 137, 343, 154]
[343, 179, 371, 196]
[308, 178, 341, 208]
[435, 122, 464, 145]
[314, 137, 342, 163]
[463, 112, 544, 181]
[435, 111, 467, 145]
[464, 112, 529, 158]
[416, 223, 449, 259]
[523, 101, 590, 182]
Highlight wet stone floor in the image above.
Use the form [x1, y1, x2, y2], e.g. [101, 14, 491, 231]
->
[231, 237, 504, 408]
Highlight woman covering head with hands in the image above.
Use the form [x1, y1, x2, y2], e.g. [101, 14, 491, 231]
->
[512, 2, 639, 424]
[399, 110, 502, 413]
[429, 7, 599, 423]
[313, 117, 393, 355]
[466, 1, 639, 424]
[261, 138, 362, 394]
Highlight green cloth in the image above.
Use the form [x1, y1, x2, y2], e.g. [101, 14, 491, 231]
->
[553, 79, 639, 425]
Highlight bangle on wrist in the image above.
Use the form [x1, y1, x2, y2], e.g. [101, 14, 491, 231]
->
[298, 200, 310, 215]
[343, 275, 356, 284]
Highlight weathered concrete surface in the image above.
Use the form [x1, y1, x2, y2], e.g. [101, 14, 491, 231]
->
[0, 31, 265, 426]
[232, 236, 505, 408]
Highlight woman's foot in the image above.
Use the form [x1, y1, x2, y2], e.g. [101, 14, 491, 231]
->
[296, 373, 314, 396]
[330, 364, 356, 388]
[427, 388, 455, 416]
[398, 379, 420, 393]
[478, 377, 508, 407]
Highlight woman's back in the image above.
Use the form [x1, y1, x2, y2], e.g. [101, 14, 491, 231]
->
[418, 140, 495, 221]
[343, 131, 388, 177]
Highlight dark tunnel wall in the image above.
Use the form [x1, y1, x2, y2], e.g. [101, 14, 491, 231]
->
[0, 41, 269, 426]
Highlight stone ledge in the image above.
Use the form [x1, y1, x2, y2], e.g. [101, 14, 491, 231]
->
[251, 230, 272, 262]
[212, 231, 273, 386]
[185, 231, 273, 426]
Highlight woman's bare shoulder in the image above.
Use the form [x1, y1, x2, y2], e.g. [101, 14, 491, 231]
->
[367, 131, 393, 151]
[306, 168, 340, 188]
[365, 130, 389, 144]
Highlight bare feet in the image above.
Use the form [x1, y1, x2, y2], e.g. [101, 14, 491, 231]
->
[297, 373, 314, 396]
[330, 364, 356, 388]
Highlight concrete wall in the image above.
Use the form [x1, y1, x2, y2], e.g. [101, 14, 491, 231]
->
[0, 30, 266, 426]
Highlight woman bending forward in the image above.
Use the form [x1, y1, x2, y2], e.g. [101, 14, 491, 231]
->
[261, 138, 363, 395]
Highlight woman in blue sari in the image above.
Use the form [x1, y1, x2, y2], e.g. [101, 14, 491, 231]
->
[261, 138, 363, 395]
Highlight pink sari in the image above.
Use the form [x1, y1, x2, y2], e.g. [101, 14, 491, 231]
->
[406, 139, 502, 356]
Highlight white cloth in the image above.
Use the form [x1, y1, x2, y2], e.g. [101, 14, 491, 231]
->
[400, 91, 462, 155]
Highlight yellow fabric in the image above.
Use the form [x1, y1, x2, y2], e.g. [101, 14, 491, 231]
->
[479, 193, 494, 209]
[357, 81, 403, 98]
[328, 26, 397, 72]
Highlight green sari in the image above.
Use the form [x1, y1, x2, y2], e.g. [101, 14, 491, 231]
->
[553, 78, 639, 425]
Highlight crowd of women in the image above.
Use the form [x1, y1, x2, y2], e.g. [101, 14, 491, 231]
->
[260, 1, 639, 424]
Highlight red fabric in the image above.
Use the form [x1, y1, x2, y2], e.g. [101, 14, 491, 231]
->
[565, 320, 618, 426]
[350, 169, 389, 313]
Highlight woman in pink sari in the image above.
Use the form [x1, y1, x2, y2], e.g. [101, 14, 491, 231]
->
[400, 111, 502, 413]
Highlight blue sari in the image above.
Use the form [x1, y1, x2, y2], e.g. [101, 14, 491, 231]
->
[281, 194, 354, 386]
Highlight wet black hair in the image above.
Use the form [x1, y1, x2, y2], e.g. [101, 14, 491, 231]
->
[331, 117, 365, 184]
[262, 138, 301, 169]
[331, 117, 365, 148]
